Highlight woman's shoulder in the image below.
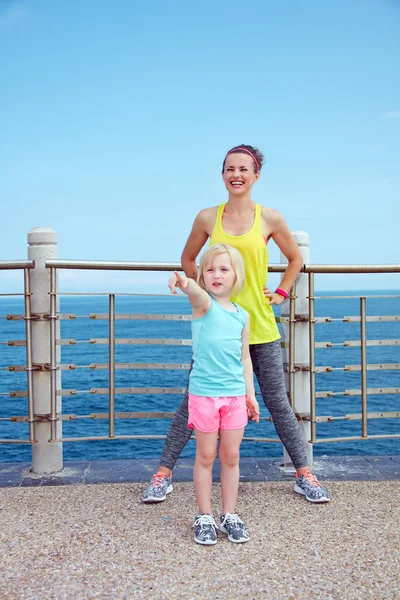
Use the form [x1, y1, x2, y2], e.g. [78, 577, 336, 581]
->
[192, 205, 220, 235]
[196, 205, 220, 222]
[260, 205, 286, 233]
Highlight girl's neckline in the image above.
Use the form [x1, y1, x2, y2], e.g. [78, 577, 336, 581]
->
[220, 203, 257, 238]
[210, 295, 238, 314]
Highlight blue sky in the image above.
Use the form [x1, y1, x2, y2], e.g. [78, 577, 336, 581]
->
[1, 0, 399, 293]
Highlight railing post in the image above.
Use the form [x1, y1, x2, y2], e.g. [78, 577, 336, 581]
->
[27, 228, 63, 473]
[280, 231, 313, 468]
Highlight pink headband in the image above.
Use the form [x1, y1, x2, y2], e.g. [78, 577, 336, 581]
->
[226, 147, 259, 170]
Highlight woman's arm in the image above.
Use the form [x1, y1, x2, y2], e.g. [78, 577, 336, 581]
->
[241, 316, 259, 422]
[181, 208, 215, 280]
[262, 208, 303, 305]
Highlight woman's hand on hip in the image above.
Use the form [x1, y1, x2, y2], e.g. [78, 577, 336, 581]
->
[263, 286, 286, 306]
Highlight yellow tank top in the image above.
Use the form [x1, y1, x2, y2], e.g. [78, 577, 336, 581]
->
[209, 203, 280, 345]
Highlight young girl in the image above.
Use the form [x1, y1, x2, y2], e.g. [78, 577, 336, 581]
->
[168, 243, 260, 545]
[143, 144, 330, 506]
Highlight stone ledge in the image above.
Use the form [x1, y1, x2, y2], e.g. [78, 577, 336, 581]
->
[0, 455, 399, 488]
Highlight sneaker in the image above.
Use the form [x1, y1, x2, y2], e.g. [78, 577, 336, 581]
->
[194, 514, 217, 545]
[294, 472, 331, 503]
[142, 472, 173, 503]
[219, 513, 249, 543]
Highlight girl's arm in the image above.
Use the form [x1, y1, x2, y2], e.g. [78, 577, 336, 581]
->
[168, 271, 211, 317]
[241, 315, 260, 423]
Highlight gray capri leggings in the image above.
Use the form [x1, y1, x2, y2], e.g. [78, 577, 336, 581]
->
[160, 339, 309, 471]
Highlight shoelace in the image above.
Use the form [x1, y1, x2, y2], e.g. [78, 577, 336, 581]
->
[302, 473, 321, 487]
[151, 473, 167, 488]
[195, 515, 215, 529]
[224, 513, 242, 528]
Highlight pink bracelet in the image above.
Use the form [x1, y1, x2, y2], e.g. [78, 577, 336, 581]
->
[275, 287, 288, 299]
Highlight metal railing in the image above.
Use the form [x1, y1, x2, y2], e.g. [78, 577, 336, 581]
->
[0, 260, 35, 443]
[1, 260, 399, 452]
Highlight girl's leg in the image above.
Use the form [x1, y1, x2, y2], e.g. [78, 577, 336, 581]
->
[250, 341, 309, 470]
[193, 428, 219, 514]
[218, 428, 244, 514]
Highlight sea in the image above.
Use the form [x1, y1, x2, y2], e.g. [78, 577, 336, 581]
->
[0, 292, 399, 463]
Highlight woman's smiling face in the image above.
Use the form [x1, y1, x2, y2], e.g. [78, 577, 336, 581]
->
[222, 153, 260, 195]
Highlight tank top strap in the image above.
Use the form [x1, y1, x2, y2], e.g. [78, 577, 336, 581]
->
[215, 203, 225, 232]
[254, 204, 264, 236]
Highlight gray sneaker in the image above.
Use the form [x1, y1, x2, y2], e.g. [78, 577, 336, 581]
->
[194, 514, 217, 545]
[294, 473, 330, 503]
[219, 513, 249, 543]
[142, 472, 173, 503]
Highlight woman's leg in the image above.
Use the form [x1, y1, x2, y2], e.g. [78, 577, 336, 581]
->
[193, 428, 219, 514]
[142, 368, 193, 502]
[250, 341, 331, 502]
[218, 428, 244, 514]
[250, 341, 309, 470]
[159, 384, 193, 474]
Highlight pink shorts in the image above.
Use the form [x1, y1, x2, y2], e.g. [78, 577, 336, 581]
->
[188, 393, 248, 433]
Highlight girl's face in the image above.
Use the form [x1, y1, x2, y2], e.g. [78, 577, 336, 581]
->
[222, 153, 260, 195]
[203, 252, 236, 297]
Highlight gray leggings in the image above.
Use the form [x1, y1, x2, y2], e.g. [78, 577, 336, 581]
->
[160, 340, 309, 470]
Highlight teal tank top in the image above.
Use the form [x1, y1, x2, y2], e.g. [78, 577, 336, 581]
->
[189, 297, 247, 397]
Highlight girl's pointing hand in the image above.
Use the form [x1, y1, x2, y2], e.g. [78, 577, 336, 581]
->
[168, 271, 188, 294]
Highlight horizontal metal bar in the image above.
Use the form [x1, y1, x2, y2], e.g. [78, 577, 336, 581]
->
[45, 259, 289, 273]
[0, 439, 35, 444]
[315, 411, 400, 422]
[9, 337, 398, 348]
[303, 264, 400, 274]
[316, 294, 400, 299]
[44, 260, 400, 274]
[14, 362, 191, 371]
[315, 364, 400, 373]
[0, 294, 27, 298]
[7, 412, 274, 422]
[57, 338, 194, 346]
[312, 434, 400, 443]
[315, 340, 399, 348]
[50, 435, 171, 442]
[3, 363, 191, 372]
[343, 388, 399, 396]
[313, 316, 400, 323]
[7, 361, 397, 373]
[0, 260, 35, 270]
[49, 435, 281, 443]
[344, 364, 400, 371]
[88, 363, 190, 371]
[316, 387, 399, 398]
[7, 338, 193, 347]
[88, 313, 193, 321]
[57, 387, 188, 396]
[7, 384, 400, 398]
[343, 316, 400, 322]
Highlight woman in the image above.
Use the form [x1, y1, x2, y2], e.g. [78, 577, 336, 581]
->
[142, 144, 330, 506]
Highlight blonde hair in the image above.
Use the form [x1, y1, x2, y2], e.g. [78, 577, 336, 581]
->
[198, 244, 245, 296]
